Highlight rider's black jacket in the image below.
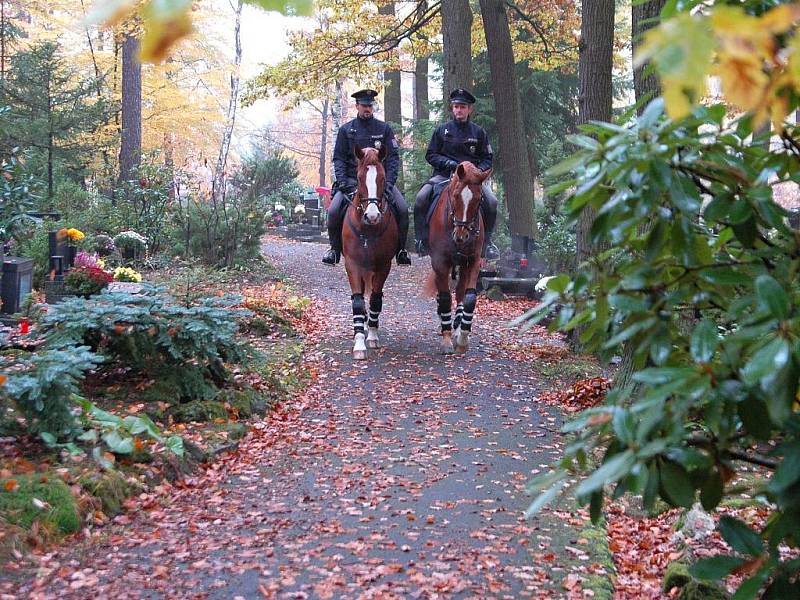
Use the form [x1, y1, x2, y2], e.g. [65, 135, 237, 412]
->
[425, 119, 493, 179]
[333, 116, 400, 193]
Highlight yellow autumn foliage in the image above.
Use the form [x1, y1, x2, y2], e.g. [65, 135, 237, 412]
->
[640, 2, 800, 128]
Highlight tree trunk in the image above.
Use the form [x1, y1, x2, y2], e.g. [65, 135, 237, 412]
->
[332, 79, 344, 132]
[575, 0, 614, 266]
[379, 1, 402, 128]
[414, 57, 429, 120]
[479, 0, 536, 239]
[213, 0, 243, 205]
[413, 1, 429, 121]
[119, 32, 141, 185]
[632, 0, 664, 112]
[441, 0, 472, 100]
[319, 96, 329, 187]
[572, 0, 614, 353]
[615, 0, 665, 388]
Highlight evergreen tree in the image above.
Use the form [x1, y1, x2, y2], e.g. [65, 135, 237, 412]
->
[0, 41, 111, 202]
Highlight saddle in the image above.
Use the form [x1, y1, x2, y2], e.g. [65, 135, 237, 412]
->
[425, 180, 452, 225]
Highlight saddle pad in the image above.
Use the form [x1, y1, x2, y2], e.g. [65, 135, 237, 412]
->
[425, 180, 451, 225]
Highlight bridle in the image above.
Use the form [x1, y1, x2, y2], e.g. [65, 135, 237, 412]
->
[346, 189, 392, 249]
[446, 181, 481, 246]
[353, 191, 387, 218]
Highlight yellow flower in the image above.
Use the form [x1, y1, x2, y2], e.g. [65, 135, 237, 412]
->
[113, 267, 143, 283]
[66, 228, 85, 242]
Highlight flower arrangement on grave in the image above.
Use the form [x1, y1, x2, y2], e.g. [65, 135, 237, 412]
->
[58, 228, 85, 245]
[112, 266, 142, 283]
[112, 230, 147, 252]
[64, 265, 113, 296]
[93, 234, 116, 256]
[74, 251, 105, 270]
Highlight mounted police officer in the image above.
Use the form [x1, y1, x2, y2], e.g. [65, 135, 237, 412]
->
[414, 88, 499, 260]
[322, 89, 412, 266]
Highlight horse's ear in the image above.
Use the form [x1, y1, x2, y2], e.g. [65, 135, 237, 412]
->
[479, 168, 493, 182]
[354, 145, 364, 160]
[456, 163, 466, 180]
[378, 143, 387, 162]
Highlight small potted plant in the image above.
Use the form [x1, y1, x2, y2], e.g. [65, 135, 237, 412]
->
[112, 266, 143, 283]
[64, 265, 113, 297]
[113, 230, 147, 262]
[92, 234, 116, 257]
[58, 227, 85, 269]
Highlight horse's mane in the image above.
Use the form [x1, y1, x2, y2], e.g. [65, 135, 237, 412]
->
[454, 161, 484, 186]
[359, 148, 382, 167]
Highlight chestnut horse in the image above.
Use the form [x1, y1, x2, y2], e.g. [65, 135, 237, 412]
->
[342, 146, 399, 360]
[426, 162, 492, 354]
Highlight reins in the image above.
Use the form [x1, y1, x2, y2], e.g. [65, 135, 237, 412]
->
[345, 191, 393, 249]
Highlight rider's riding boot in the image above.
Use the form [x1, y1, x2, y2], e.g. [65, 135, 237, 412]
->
[396, 249, 411, 265]
[322, 192, 346, 265]
[482, 241, 500, 260]
[322, 247, 340, 265]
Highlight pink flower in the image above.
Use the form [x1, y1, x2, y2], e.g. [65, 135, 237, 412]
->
[74, 251, 102, 269]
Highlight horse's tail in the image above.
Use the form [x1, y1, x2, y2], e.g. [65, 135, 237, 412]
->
[422, 271, 437, 298]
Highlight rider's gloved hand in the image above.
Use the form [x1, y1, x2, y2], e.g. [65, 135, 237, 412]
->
[343, 179, 358, 195]
[447, 160, 459, 174]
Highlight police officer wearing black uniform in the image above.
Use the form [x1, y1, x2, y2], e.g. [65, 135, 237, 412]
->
[322, 89, 412, 266]
[414, 88, 499, 260]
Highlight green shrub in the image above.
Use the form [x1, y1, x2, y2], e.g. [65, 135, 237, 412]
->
[535, 211, 575, 274]
[0, 143, 40, 244]
[13, 220, 60, 287]
[520, 99, 800, 595]
[0, 347, 102, 435]
[37, 285, 250, 397]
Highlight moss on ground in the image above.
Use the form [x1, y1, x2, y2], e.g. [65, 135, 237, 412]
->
[576, 518, 615, 599]
[78, 470, 134, 516]
[169, 400, 227, 423]
[662, 561, 729, 599]
[535, 356, 604, 383]
[0, 474, 80, 535]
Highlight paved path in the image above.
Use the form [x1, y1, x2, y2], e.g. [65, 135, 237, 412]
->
[19, 238, 578, 599]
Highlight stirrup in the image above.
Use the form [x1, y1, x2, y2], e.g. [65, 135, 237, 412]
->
[415, 240, 429, 257]
[482, 243, 500, 260]
[322, 248, 340, 265]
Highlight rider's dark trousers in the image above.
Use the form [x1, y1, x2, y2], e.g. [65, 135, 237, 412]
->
[327, 185, 409, 253]
[414, 175, 498, 246]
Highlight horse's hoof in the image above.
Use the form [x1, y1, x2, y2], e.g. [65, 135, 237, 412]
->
[440, 342, 455, 354]
[353, 350, 367, 360]
[366, 339, 380, 349]
[454, 343, 468, 354]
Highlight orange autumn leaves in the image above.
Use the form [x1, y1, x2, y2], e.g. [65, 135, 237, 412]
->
[638, 3, 800, 129]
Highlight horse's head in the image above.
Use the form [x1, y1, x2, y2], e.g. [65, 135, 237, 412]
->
[354, 145, 387, 226]
[450, 162, 492, 245]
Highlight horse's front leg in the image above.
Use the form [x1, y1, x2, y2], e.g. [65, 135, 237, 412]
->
[367, 268, 390, 349]
[351, 291, 367, 360]
[433, 267, 454, 354]
[453, 261, 481, 354]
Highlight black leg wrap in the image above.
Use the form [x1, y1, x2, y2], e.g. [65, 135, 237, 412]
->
[368, 292, 383, 328]
[461, 288, 477, 332]
[352, 293, 366, 336]
[437, 291, 452, 332]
